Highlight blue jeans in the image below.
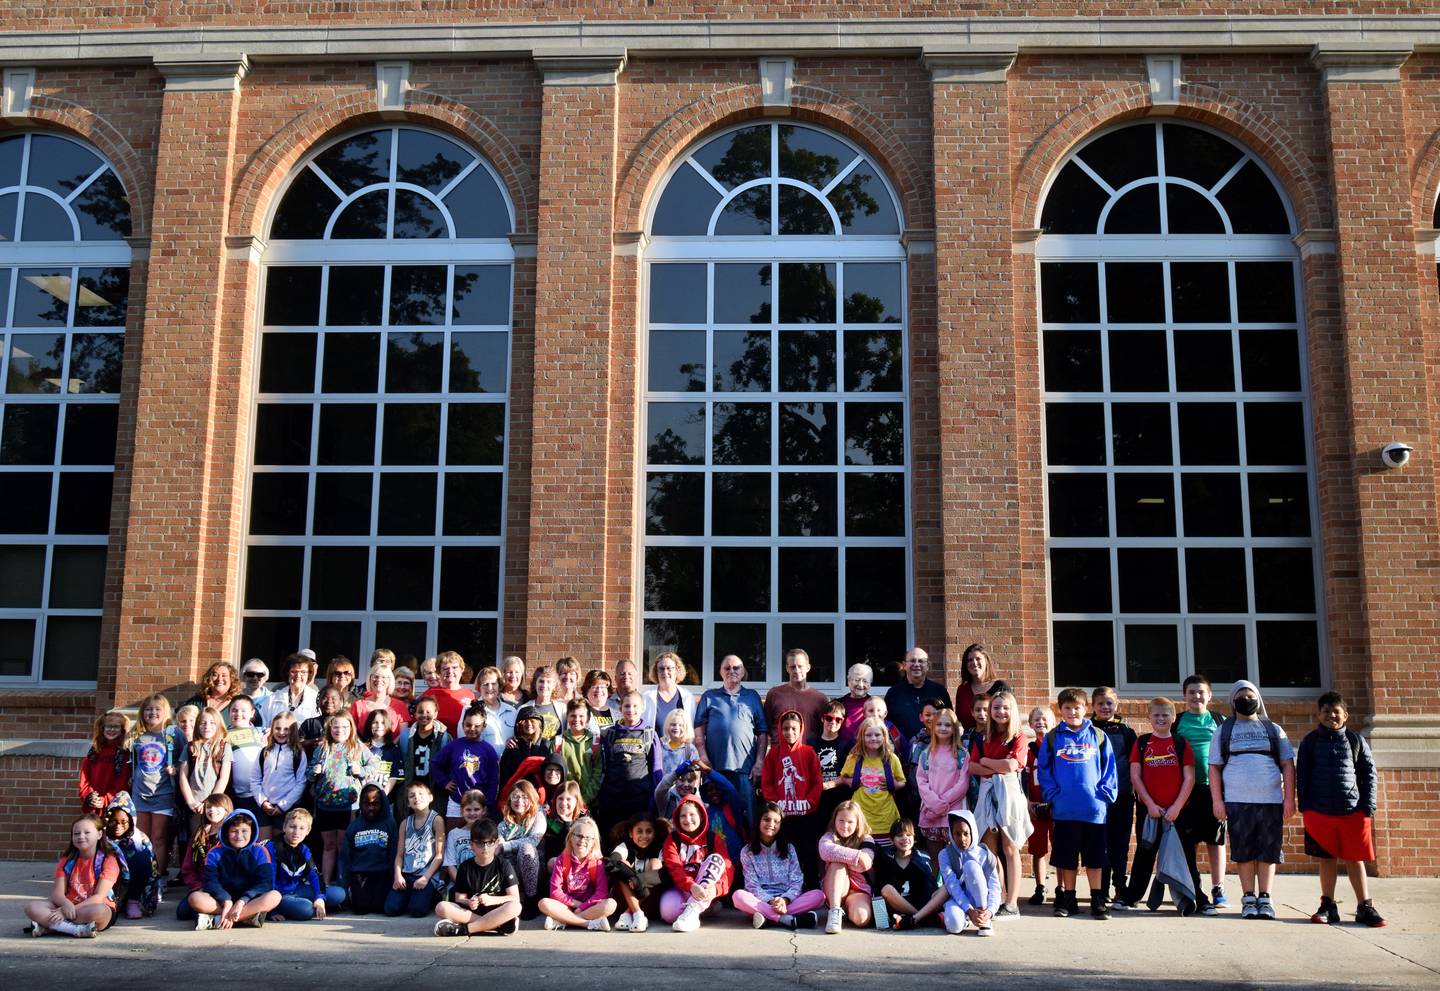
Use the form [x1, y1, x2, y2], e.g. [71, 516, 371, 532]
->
[384, 877, 437, 918]
[322, 883, 348, 909]
[274, 894, 317, 920]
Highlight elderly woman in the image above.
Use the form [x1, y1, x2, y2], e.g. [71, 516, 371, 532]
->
[472, 664, 517, 756]
[641, 651, 698, 732]
[349, 664, 411, 735]
[953, 643, 1002, 731]
[835, 663, 874, 751]
[183, 661, 245, 727]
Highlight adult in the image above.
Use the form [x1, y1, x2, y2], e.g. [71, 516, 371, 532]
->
[610, 659, 641, 709]
[240, 658, 274, 713]
[835, 663, 874, 751]
[184, 662, 243, 727]
[349, 665, 411, 735]
[954, 642, 1001, 731]
[694, 655, 769, 824]
[763, 648, 830, 746]
[260, 655, 320, 725]
[472, 664, 517, 756]
[498, 655, 527, 706]
[418, 650, 477, 735]
[581, 670, 617, 734]
[640, 651, 698, 732]
[884, 647, 949, 740]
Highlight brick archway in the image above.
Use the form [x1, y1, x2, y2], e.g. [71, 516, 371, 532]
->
[1411, 126, 1440, 228]
[615, 82, 930, 234]
[229, 89, 536, 239]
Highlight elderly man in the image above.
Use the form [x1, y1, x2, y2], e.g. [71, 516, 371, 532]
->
[694, 655, 769, 824]
[883, 647, 949, 740]
[610, 659, 641, 709]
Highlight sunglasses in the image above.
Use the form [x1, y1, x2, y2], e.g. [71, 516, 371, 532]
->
[243, 671, 267, 679]
[822, 715, 844, 722]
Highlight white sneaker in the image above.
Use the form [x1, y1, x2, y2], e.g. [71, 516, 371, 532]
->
[672, 901, 702, 933]
[630, 910, 649, 933]
[825, 908, 843, 934]
[24, 921, 45, 938]
[542, 916, 565, 931]
[752, 910, 767, 929]
[194, 913, 214, 931]
[587, 916, 611, 932]
[976, 921, 994, 937]
[614, 911, 633, 932]
[1241, 894, 1259, 920]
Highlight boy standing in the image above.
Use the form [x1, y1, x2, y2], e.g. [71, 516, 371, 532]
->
[1089, 687, 1137, 904]
[1117, 698, 1194, 911]
[1036, 687, 1118, 920]
[1209, 680, 1295, 920]
[1174, 674, 1228, 913]
[433, 819, 522, 936]
[1298, 692, 1385, 927]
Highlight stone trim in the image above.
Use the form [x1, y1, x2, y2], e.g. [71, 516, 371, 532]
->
[1311, 43, 1413, 83]
[154, 52, 249, 91]
[0, 739, 92, 759]
[924, 46, 1016, 84]
[1365, 714, 1440, 770]
[534, 48, 626, 86]
[1294, 228, 1337, 258]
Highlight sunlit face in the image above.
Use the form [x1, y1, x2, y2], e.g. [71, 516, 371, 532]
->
[462, 714, 485, 740]
[971, 698, 989, 727]
[271, 719, 292, 744]
[821, 710, 844, 735]
[892, 829, 915, 857]
[328, 717, 352, 743]
[438, 659, 463, 688]
[758, 810, 782, 842]
[1149, 707, 1175, 733]
[368, 669, 394, 697]
[197, 712, 219, 741]
[477, 674, 499, 705]
[288, 666, 308, 690]
[786, 652, 810, 683]
[989, 696, 1013, 732]
[965, 651, 989, 681]
[614, 662, 638, 694]
[571, 830, 596, 855]
[1319, 703, 1347, 731]
[394, 675, 414, 700]
[558, 668, 580, 697]
[509, 790, 528, 814]
[176, 712, 197, 738]
[243, 666, 269, 690]
[919, 704, 938, 730]
[720, 657, 745, 688]
[204, 803, 227, 825]
[462, 802, 487, 825]
[1030, 709, 1054, 735]
[421, 663, 440, 688]
[329, 667, 355, 691]
[950, 818, 972, 849]
[320, 691, 344, 717]
[665, 717, 686, 741]
[781, 719, 800, 746]
[676, 773, 700, 797]
[630, 821, 655, 848]
[655, 657, 679, 686]
[620, 696, 643, 726]
[834, 809, 858, 839]
[282, 818, 310, 847]
[368, 711, 390, 740]
[501, 660, 524, 692]
[567, 708, 590, 734]
[863, 697, 887, 722]
[554, 792, 578, 820]
[1060, 701, 1086, 728]
[863, 726, 886, 755]
[1092, 694, 1118, 721]
[585, 680, 610, 708]
[226, 819, 253, 847]
[905, 652, 928, 681]
[1185, 682, 1211, 711]
[105, 810, 131, 839]
[516, 716, 541, 740]
[677, 805, 702, 833]
[534, 672, 555, 699]
[933, 712, 957, 741]
[71, 818, 101, 852]
[210, 667, 234, 695]
[847, 669, 871, 698]
[414, 701, 438, 729]
[542, 767, 562, 788]
[229, 699, 255, 728]
[472, 835, 499, 865]
[408, 785, 431, 812]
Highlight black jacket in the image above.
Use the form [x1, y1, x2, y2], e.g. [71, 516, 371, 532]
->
[1296, 726, 1376, 817]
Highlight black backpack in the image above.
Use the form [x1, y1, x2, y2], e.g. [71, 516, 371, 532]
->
[1216, 718, 1284, 768]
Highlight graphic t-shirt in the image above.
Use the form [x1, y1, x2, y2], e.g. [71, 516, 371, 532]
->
[815, 739, 847, 784]
[56, 853, 119, 906]
[442, 825, 475, 870]
[454, 854, 519, 898]
[1130, 734, 1194, 809]
[1211, 720, 1293, 805]
[132, 729, 177, 804]
[840, 753, 906, 835]
[401, 810, 440, 876]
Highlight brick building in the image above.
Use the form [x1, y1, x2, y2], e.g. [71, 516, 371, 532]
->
[0, 9, 1436, 872]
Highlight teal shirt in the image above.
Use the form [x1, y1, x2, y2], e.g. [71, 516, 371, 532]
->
[1174, 709, 1218, 787]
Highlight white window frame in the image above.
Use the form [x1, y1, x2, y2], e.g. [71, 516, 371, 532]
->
[1037, 120, 1328, 697]
[639, 121, 911, 693]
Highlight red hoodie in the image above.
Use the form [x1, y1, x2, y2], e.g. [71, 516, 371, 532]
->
[78, 740, 131, 812]
[660, 795, 732, 897]
[761, 710, 823, 817]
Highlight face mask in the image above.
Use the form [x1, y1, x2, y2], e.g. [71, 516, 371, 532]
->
[1233, 697, 1260, 716]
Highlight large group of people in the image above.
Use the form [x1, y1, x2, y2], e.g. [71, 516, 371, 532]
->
[26, 643, 1386, 939]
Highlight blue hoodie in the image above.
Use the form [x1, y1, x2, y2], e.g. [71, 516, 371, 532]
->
[203, 809, 276, 903]
[337, 789, 397, 886]
[1035, 719, 1118, 824]
[937, 809, 1002, 913]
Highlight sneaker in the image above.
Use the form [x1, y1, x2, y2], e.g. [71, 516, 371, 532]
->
[672, 901, 702, 933]
[751, 910, 767, 929]
[194, 913, 214, 931]
[1201, 902, 1219, 916]
[434, 919, 468, 937]
[587, 916, 611, 932]
[1028, 885, 1046, 906]
[250, 910, 266, 928]
[1241, 894, 1259, 920]
[630, 910, 649, 933]
[976, 920, 994, 937]
[70, 922, 97, 939]
[793, 911, 819, 930]
[1110, 900, 1133, 911]
[1311, 897, 1341, 925]
[1212, 885, 1229, 908]
[1091, 896, 1111, 921]
[267, 912, 285, 922]
[1053, 889, 1071, 918]
[825, 908, 844, 934]
[495, 916, 519, 936]
[891, 913, 913, 931]
[1256, 894, 1275, 920]
[25, 920, 46, 937]
[1355, 902, 1387, 928]
[125, 900, 143, 920]
[994, 903, 1019, 919]
[542, 915, 564, 931]
[778, 914, 797, 929]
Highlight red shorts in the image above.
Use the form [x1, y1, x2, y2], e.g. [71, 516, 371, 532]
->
[1028, 811, 1052, 857]
[1302, 810, 1374, 862]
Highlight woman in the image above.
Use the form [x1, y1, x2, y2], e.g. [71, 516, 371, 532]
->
[499, 655, 528, 706]
[261, 657, 321, 726]
[641, 652, 697, 732]
[472, 665, 517, 756]
[835, 663, 873, 751]
[954, 643, 1001, 732]
[350, 665, 411, 736]
[184, 662, 244, 728]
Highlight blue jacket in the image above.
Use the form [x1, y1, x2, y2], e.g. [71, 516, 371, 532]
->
[1297, 727, 1376, 817]
[937, 809, 1002, 912]
[1035, 720, 1118, 824]
[338, 795, 397, 885]
[264, 839, 324, 901]
[203, 810, 276, 903]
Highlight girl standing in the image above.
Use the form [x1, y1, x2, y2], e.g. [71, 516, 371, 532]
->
[362, 709, 404, 797]
[130, 695, 179, 879]
[252, 712, 309, 843]
[916, 709, 970, 859]
[969, 689, 1030, 917]
[178, 708, 231, 834]
[839, 717, 907, 844]
[659, 708, 700, 778]
[311, 711, 380, 883]
[79, 711, 131, 815]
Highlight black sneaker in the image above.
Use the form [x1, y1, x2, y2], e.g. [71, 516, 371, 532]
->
[891, 913, 913, 931]
[434, 920, 468, 937]
[1029, 885, 1046, 906]
[1053, 889, 1071, 918]
[793, 911, 819, 930]
[250, 911, 266, 929]
[1311, 897, 1340, 925]
[1091, 896, 1111, 920]
[1355, 902, 1387, 928]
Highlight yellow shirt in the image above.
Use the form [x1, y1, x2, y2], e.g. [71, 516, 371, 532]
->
[839, 752, 907, 836]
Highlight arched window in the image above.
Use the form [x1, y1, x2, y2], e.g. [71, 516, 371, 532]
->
[642, 122, 907, 688]
[0, 132, 131, 686]
[1038, 121, 1323, 692]
[241, 127, 514, 671]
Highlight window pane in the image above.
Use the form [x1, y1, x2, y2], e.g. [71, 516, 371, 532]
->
[1117, 548, 1179, 613]
[711, 402, 770, 466]
[1111, 403, 1172, 465]
[779, 264, 836, 324]
[1050, 548, 1111, 613]
[647, 472, 705, 536]
[1192, 624, 1249, 686]
[651, 165, 722, 236]
[784, 622, 835, 683]
[442, 473, 503, 537]
[6, 333, 63, 392]
[1181, 473, 1243, 537]
[315, 131, 390, 193]
[1114, 473, 1175, 536]
[650, 264, 707, 324]
[1040, 263, 1099, 323]
[649, 330, 706, 392]
[41, 616, 100, 682]
[393, 190, 447, 239]
[831, 162, 899, 235]
[1173, 331, 1234, 392]
[449, 333, 508, 394]
[74, 171, 132, 239]
[1239, 330, 1301, 392]
[1185, 548, 1248, 613]
[451, 266, 510, 326]
[1083, 125, 1157, 189]
[1103, 184, 1161, 234]
[715, 187, 770, 235]
[712, 547, 769, 612]
[374, 546, 434, 610]
[239, 617, 300, 670]
[1039, 161, 1108, 235]
[844, 331, 903, 392]
[1171, 262, 1230, 323]
[844, 402, 904, 466]
[0, 546, 46, 606]
[1, 404, 58, 464]
[779, 402, 837, 466]
[778, 548, 837, 612]
[0, 619, 35, 676]
[64, 334, 123, 395]
[778, 330, 835, 392]
[1256, 620, 1320, 687]
[439, 546, 500, 611]
[780, 472, 837, 537]
[74, 268, 129, 327]
[396, 129, 468, 192]
[388, 266, 447, 326]
[1043, 331, 1102, 392]
[712, 473, 769, 537]
[1235, 263, 1296, 322]
[27, 135, 101, 196]
[321, 332, 380, 392]
[443, 404, 502, 465]
[1104, 263, 1164, 322]
[1247, 473, 1311, 537]
[644, 547, 702, 611]
[845, 620, 906, 678]
[1053, 620, 1114, 687]
[331, 190, 389, 239]
[845, 472, 903, 536]
[437, 618, 498, 666]
[843, 264, 902, 324]
[1163, 125, 1243, 188]
[249, 473, 308, 536]
[245, 546, 304, 609]
[325, 268, 384, 326]
[778, 185, 833, 235]
[259, 333, 317, 393]
[44, 545, 104, 609]
[846, 547, 905, 613]
[271, 168, 340, 239]
[382, 404, 441, 465]
[695, 126, 770, 189]
[317, 404, 376, 466]
[715, 623, 767, 680]
[308, 621, 362, 671]
[713, 331, 770, 392]
[1124, 624, 1179, 684]
[1243, 402, 1306, 466]
[313, 472, 372, 535]
[714, 265, 772, 324]
[1047, 474, 1108, 537]
[377, 472, 437, 535]
[264, 267, 322, 326]
[1045, 403, 1105, 465]
[779, 125, 851, 186]
[55, 473, 112, 535]
[1252, 548, 1315, 612]
[1217, 162, 1290, 235]
[643, 618, 702, 673]
[647, 402, 705, 465]
[446, 166, 512, 238]
[1177, 403, 1237, 465]
[374, 620, 430, 662]
[1108, 330, 1168, 391]
[385, 331, 444, 393]
[254, 404, 313, 466]
[21, 194, 73, 241]
[0, 193, 12, 243]
[6, 472, 52, 532]
[1165, 185, 1225, 235]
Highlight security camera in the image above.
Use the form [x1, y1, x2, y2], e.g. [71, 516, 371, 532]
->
[1380, 443, 1413, 469]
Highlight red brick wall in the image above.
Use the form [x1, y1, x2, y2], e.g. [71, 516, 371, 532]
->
[0, 756, 84, 861]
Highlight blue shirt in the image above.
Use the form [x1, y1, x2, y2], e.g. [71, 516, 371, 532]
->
[695, 687, 769, 773]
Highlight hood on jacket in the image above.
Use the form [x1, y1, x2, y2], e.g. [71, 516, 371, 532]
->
[1230, 679, 1271, 721]
[670, 794, 711, 845]
[104, 791, 138, 841]
[221, 809, 261, 849]
[771, 709, 808, 755]
[357, 784, 390, 822]
[541, 752, 569, 785]
[946, 808, 985, 864]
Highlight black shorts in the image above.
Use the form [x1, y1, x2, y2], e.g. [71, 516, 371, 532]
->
[1225, 802, 1284, 864]
[1179, 788, 1227, 847]
[1050, 819, 1109, 871]
[315, 807, 353, 833]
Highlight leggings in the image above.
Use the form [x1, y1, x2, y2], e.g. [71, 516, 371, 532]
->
[659, 854, 727, 923]
[731, 887, 825, 921]
[503, 840, 541, 898]
[940, 858, 992, 933]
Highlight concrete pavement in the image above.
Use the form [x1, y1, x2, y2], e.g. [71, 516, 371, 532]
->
[1, 861, 1436, 989]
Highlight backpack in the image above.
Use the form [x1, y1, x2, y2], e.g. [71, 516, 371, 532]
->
[64, 848, 129, 906]
[1216, 718, 1283, 768]
[851, 753, 897, 793]
[1135, 732, 1189, 769]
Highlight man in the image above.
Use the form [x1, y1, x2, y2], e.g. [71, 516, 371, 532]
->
[884, 647, 949, 741]
[241, 658, 274, 715]
[610, 659, 641, 710]
[694, 655, 769, 825]
[418, 651, 477, 735]
[763, 648, 830, 746]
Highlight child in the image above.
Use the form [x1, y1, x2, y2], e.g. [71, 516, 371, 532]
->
[839, 716, 906, 846]
[814, 701, 852, 825]
[387, 779, 445, 917]
[1174, 674, 1227, 913]
[1091, 686, 1138, 904]
[605, 812, 667, 932]
[760, 709, 824, 886]
[179, 708, 232, 834]
[1036, 687, 1118, 920]
[959, 693, 990, 811]
[1024, 705, 1056, 904]
[103, 793, 159, 919]
[594, 690, 662, 841]
[1118, 697, 1195, 912]
[876, 818, 945, 930]
[733, 801, 824, 929]
[556, 699, 602, 809]
[915, 707, 969, 860]
[172, 704, 200, 859]
[332, 784, 397, 914]
[1209, 680, 1295, 921]
[539, 817, 617, 930]
[499, 779, 547, 901]
[363, 709, 404, 797]
[499, 705, 552, 792]
[1298, 692, 1384, 927]
[24, 816, 120, 937]
[226, 695, 264, 815]
[529, 665, 565, 742]
[80, 711, 132, 815]
[129, 694, 180, 880]
[187, 809, 281, 930]
[816, 799, 877, 934]
[659, 707, 700, 778]
[179, 794, 233, 900]
[252, 712, 309, 843]
[442, 789, 489, 884]
[265, 808, 326, 920]
[434, 708, 500, 818]
[433, 818, 522, 937]
[937, 809, 1001, 936]
[661, 795, 733, 932]
[300, 686, 347, 756]
[399, 696, 452, 812]
[311, 711, 380, 883]
[543, 781, 585, 866]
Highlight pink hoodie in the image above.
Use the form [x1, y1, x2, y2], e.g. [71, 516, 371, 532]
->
[915, 744, 971, 830]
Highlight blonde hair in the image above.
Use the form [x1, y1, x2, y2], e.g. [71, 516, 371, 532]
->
[283, 807, 313, 829]
[987, 690, 1021, 745]
[174, 703, 200, 731]
[927, 708, 962, 763]
[566, 816, 602, 858]
[189, 707, 229, 774]
[1148, 697, 1176, 715]
[129, 694, 173, 745]
[264, 712, 305, 764]
[319, 711, 364, 762]
[91, 709, 131, 752]
[826, 800, 872, 848]
[856, 716, 896, 763]
[369, 648, 396, 669]
[662, 707, 695, 745]
[1028, 705, 1056, 727]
